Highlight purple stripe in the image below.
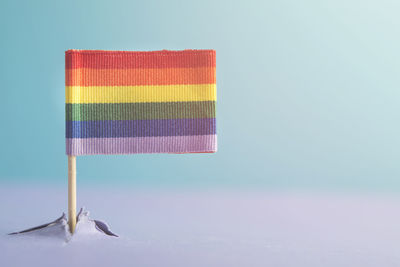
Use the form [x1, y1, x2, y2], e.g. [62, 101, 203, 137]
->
[66, 135, 217, 155]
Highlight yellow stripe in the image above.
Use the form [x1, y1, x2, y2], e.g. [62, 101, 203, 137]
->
[65, 84, 216, 104]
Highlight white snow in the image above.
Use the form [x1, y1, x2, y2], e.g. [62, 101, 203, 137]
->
[1, 185, 400, 267]
[7, 208, 115, 242]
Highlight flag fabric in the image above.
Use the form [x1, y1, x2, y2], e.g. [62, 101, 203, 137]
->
[65, 49, 217, 155]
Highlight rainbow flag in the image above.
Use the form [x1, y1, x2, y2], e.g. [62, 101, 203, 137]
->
[65, 49, 217, 155]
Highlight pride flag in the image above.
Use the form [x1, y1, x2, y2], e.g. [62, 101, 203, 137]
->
[65, 50, 217, 155]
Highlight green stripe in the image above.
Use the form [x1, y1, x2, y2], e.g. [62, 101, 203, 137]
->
[66, 101, 216, 121]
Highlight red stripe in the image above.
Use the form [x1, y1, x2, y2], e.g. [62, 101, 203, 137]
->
[65, 49, 216, 69]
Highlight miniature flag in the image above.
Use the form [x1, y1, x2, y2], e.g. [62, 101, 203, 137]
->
[65, 50, 217, 155]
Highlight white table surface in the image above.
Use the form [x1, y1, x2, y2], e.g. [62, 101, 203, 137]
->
[1, 185, 399, 267]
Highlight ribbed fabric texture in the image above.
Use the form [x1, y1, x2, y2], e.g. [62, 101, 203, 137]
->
[65, 49, 217, 155]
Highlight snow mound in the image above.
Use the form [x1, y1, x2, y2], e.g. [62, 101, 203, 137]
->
[8, 208, 118, 242]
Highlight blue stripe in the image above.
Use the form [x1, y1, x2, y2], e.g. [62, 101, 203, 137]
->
[66, 118, 216, 138]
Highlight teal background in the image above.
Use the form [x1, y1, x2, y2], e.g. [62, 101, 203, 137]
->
[1, 0, 399, 190]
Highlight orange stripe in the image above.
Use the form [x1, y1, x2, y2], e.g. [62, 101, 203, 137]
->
[66, 67, 216, 86]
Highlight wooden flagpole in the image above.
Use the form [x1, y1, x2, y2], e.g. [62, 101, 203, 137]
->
[68, 156, 76, 234]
